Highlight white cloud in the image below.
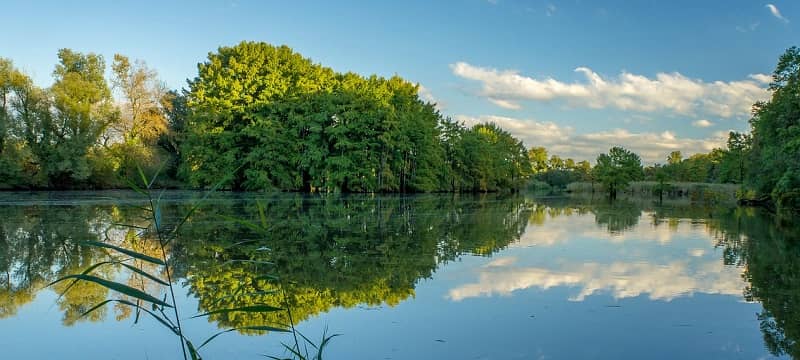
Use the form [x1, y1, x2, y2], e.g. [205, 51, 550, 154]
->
[749, 73, 772, 84]
[692, 119, 714, 128]
[448, 260, 746, 302]
[485, 257, 517, 267]
[417, 84, 445, 111]
[766, 4, 789, 23]
[450, 62, 771, 118]
[455, 114, 727, 163]
[488, 98, 521, 110]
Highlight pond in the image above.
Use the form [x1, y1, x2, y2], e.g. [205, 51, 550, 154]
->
[0, 191, 797, 359]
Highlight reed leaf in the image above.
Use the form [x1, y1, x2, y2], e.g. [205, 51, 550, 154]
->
[198, 325, 290, 350]
[186, 339, 201, 360]
[257, 200, 268, 229]
[137, 165, 149, 189]
[82, 240, 166, 265]
[119, 263, 169, 286]
[49, 274, 172, 308]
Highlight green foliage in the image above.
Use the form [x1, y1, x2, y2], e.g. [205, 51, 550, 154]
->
[45, 49, 119, 187]
[711, 207, 800, 357]
[182, 41, 529, 193]
[526, 148, 591, 190]
[2, 44, 529, 192]
[528, 147, 549, 173]
[746, 47, 800, 211]
[593, 146, 643, 199]
[1, 189, 535, 358]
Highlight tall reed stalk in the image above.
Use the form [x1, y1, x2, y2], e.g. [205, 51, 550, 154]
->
[48, 166, 337, 360]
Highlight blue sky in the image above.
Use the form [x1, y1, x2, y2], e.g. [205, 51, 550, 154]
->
[1, 0, 797, 162]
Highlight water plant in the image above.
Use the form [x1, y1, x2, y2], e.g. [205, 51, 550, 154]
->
[47, 167, 337, 359]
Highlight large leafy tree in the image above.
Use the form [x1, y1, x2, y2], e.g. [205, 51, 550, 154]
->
[0, 58, 35, 187]
[182, 41, 527, 193]
[110, 54, 168, 145]
[44, 49, 118, 187]
[593, 146, 643, 199]
[183, 41, 337, 190]
[747, 47, 800, 210]
[528, 147, 549, 174]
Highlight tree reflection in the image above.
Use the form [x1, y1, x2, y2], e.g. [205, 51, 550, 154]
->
[3, 192, 799, 358]
[711, 208, 800, 358]
[0, 205, 109, 321]
[0, 203, 164, 324]
[176, 194, 532, 332]
[590, 201, 641, 234]
[0, 193, 533, 333]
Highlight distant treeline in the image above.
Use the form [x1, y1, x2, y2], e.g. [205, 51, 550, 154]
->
[529, 48, 800, 211]
[2, 42, 799, 207]
[0, 42, 531, 192]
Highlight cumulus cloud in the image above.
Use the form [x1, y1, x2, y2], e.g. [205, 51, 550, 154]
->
[692, 119, 714, 128]
[455, 114, 727, 163]
[450, 62, 771, 118]
[417, 84, 445, 111]
[749, 73, 772, 84]
[766, 4, 789, 23]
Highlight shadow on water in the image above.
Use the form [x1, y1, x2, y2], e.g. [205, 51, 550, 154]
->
[0, 192, 799, 357]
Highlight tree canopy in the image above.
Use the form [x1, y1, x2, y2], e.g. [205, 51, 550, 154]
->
[593, 146, 644, 199]
[0, 43, 531, 193]
[181, 41, 530, 192]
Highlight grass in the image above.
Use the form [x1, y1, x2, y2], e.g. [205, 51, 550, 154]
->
[47, 165, 337, 360]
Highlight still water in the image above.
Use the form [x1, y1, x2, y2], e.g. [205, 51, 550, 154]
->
[0, 191, 797, 359]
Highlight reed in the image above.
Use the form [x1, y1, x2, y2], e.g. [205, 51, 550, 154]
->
[47, 166, 336, 359]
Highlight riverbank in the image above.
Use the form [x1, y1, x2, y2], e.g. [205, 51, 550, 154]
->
[564, 181, 740, 205]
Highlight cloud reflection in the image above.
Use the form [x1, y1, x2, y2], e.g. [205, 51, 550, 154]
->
[449, 259, 746, 302]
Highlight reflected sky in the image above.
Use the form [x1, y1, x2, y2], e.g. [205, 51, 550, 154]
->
[451, 206, 748, 303]
[0, 192, 791, 359]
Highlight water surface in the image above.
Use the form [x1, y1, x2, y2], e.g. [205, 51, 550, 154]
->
[0, 192, 796, 359]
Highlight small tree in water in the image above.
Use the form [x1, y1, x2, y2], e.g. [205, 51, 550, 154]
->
[593, 146, 644, 200]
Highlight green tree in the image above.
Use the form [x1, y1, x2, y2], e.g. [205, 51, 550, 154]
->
[0, 58, 34, 188]
[720, 131, 751, 184]
[182, 41, 337, 190]
[43, 49, 119, 187]
[667, 150, 682, 165]
[182, 41, 527, 193]
[548, 154, 564, 170]
[528, 147, 549, 173]
[747, 47, 800, 210]
[593, 146, 643, 199]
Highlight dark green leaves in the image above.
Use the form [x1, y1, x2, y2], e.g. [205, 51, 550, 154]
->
[49, 274, 172, 308]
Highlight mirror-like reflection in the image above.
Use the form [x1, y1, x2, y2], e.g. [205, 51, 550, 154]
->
[0, 192, 798, 359]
